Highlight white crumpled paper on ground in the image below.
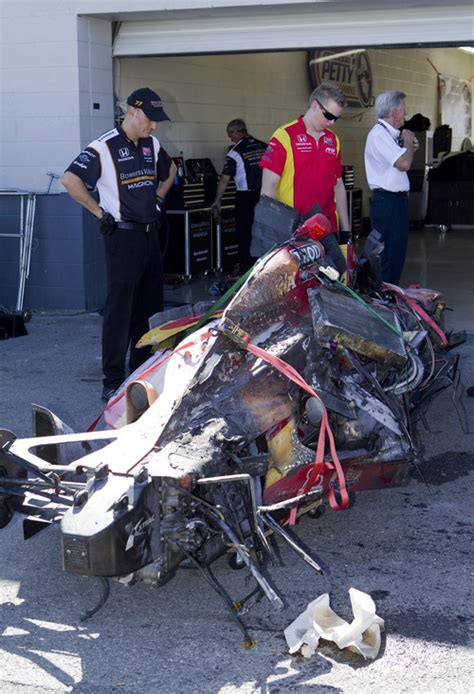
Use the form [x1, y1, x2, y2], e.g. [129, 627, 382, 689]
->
[284, 588, 385, 660]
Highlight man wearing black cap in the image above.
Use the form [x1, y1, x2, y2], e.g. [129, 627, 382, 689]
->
[62, 88, 177, 401]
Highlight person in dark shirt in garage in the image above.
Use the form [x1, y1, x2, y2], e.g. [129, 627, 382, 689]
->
[62, 88, 177, 401]
[211, 119, 267, 272]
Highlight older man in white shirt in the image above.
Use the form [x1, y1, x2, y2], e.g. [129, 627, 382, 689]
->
[365, 91, 418, 284]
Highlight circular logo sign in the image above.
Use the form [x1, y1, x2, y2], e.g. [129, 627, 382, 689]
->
[308, 49, 373, 109]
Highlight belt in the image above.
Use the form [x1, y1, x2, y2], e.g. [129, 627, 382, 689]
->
[372, 188, 408, 196]
[116, 221, 156, 232]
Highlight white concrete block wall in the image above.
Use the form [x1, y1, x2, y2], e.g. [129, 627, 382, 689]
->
[115, 51, 309, 173]
[77, 17, 114, 150]
[0, 2, 113, 192]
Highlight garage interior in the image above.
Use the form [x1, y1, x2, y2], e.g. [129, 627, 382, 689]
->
[109, 40, 473, 332]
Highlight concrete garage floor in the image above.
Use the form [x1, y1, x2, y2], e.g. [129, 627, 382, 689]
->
[402, 226, 474, 333]
[0, 227, 473, 693]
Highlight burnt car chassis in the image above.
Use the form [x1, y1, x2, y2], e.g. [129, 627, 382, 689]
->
[0, 227, 465, 644]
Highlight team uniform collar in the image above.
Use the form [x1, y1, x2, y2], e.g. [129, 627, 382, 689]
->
[117, 125, 133, 144]
[298, 115, 330, 141]
[117, 124, 153, 148]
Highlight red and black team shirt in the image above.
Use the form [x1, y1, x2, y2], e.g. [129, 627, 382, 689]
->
[66, 126, 172, 224]
[259, 116, 343, 230]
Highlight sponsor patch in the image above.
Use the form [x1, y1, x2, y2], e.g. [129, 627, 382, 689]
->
[127, 180, 155, 189]
[125, 513, 155, 551]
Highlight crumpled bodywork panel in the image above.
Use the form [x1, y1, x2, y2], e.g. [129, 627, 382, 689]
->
[310, 286, 407, 367]
[143, 241, 327, 479]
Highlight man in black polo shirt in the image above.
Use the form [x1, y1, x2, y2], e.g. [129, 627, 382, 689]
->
[62, 88, 177, 401]
[211, 119, 266, 272]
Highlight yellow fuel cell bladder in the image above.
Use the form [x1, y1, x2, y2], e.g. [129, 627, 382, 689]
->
[265, 415, 314, 488]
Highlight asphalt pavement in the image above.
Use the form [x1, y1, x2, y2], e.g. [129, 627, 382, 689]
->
[0, 309, 473, 693]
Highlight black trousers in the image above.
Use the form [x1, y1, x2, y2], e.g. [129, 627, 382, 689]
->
[370, 190, 409, 285]
[235, 190, 260, 272]
[102, 225, 163, 390]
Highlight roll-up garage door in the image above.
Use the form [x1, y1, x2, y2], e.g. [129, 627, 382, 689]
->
[112, 2, 474, 57]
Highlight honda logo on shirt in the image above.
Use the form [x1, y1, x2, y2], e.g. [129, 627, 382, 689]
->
[119, 148, 130, 158]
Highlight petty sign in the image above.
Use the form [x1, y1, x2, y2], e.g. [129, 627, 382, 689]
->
[308, 49, 373, 109]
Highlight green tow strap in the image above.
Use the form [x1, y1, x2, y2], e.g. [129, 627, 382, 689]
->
[193, 266, 255, 332]
[193, 249, 277, 332]
[194, 250, 403, 342]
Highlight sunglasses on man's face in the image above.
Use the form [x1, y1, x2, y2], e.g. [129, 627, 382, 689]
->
[315, 98, 339, 122]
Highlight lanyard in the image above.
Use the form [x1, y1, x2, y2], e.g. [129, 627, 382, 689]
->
[378, 120, 403, 146]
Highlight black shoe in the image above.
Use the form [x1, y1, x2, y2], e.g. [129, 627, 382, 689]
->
[101, 386, 117, 402]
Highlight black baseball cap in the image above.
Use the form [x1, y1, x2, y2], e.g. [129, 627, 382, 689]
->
[127, 88, 170, 122]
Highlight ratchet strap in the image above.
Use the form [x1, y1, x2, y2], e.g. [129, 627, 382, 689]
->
[220, 319, 349, 519]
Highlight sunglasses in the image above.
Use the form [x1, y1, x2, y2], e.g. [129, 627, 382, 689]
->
[315, 98, 339, 122]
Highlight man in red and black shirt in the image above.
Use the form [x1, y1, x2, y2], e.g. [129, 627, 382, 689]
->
[62, 88, 177, 401]
[259, 84, 350, 234]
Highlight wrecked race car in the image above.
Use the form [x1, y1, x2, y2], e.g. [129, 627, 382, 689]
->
[0, 213, 463, 643]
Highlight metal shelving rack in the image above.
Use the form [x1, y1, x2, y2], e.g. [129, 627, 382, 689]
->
[0, 189, 37, 310]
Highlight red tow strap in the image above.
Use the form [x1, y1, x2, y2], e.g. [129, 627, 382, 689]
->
[383, 282, 448, 347]
[88, 322, 349, 519]
[240, 338, 349, 518]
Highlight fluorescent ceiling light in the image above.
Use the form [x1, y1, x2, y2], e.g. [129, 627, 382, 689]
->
[309, 48, 365, 65]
